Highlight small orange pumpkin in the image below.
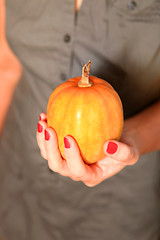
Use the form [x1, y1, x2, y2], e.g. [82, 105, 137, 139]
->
[47, 62, 123, 164]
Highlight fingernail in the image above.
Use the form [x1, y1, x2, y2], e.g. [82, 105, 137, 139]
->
[64, 137, 70, 148]
[38, 123, 43, 133]
[106, 141, 118, 154]
[39, 114, 42, 121]
[45, 129, 50, 141]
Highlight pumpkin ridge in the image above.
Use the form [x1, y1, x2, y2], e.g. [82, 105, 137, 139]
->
[57, 88, 79, 152]
[90, 76, 114, 89]
[94, 87, 123, 140]
[77, 88, 107, 161]
[88, 87, 112, 148]
[47, 62, 124, 163]
[94, 84, 123, 110]
[47, 85, 76, 116]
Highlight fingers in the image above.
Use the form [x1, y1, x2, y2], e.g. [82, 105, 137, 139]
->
[64, 136, 95, 183]
[36, 113, 95, 183]
[37, 113, 69, 176]
[44, 128, 69, 176]
[37, 112, 139, 186]
[39, 112, 47, 122]
[36, 113, 47, 159]
[104, 140, 139, 165]
[36, 120, 48, 159]
[64, 136, 86, 176]
[37, 111, 139, 188]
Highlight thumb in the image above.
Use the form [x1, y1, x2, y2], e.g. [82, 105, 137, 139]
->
[103, 140, 139, 165]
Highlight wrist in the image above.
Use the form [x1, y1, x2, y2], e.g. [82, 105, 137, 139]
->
[122, 101, 160, 155]
[121, 119, 142, 155]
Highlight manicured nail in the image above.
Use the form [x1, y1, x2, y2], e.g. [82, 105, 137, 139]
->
[38, 123, 43, 133]
[45, 129, 50, 141]
[64, 137, 70, 148]
[39, 114, 42, 121]
[106, 141, 118, 154]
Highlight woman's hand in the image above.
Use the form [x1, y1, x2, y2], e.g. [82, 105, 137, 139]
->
[36, 113, 139, 187]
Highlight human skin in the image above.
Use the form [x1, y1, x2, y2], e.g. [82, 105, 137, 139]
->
[0, 0, 82, 134]
[36, 100, 160, 187]
[75, 0, 83, 12]
[0, 0, 22, 133]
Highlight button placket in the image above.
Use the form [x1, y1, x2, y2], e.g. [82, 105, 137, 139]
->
[59, 0, 75, 82]
[127, 0, 137, 11]
[64, 34, 71, 43]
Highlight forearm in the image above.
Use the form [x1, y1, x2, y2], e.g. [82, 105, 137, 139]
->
[0, 60, 22, 133]
[124, 100, 160, 155]
[0, 79, 17, 133]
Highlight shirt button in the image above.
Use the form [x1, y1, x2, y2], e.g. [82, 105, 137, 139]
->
[127, 0, 137, 10]
[60, 73, 67, 81]
[64, 34, 71, 43]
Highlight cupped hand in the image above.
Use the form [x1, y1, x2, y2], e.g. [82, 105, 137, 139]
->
[36, 113, 139, 187]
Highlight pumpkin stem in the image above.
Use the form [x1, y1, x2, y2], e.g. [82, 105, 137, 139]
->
[78, 61, 93, 87]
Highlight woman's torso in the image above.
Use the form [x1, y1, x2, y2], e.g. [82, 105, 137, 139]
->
[0, 0, 160, 239]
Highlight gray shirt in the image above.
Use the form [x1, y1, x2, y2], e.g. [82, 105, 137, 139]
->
[0, 1, 160, 239]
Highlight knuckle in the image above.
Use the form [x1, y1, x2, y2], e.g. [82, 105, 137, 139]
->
[60, 172, 69, 177]
[84, 181, 96, 187]
[37, 135, 45, 145]
[48, 160, 54, 171]
[70, 168, 85, 178]
[126, 147, 133, 159]
[129, 148, 135, 159]
[70, 176, 80, 181]
[128, 160, 135, 166]
[128, 148, 139, 165]
[48, 159, 63, 173]
[48, 160, 57, 172]
[122, 148, 135, 164]
[36, 133, 42, 144]
[129, 155, 139, 165]
[40, 150, 47, 160]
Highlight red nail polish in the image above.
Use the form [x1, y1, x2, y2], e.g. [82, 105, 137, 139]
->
[39, 114, 42, 121]
[64, 137, 70, 148]
[106, 142, 118, 154]
[45, 129, 50, 141]
[38, 123, 43, 133]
